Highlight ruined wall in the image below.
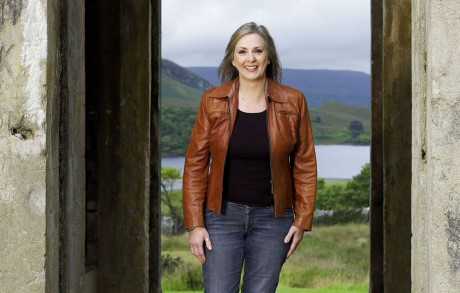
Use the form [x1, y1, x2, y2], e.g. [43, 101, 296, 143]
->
[0, 0, 47, 291]
[412, 0, 460, 292]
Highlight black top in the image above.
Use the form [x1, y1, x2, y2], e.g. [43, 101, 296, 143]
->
[223, 109, 273, 206]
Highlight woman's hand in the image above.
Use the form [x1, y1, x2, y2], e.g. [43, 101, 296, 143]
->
[284, 226, 305, 259]
[188, 227, 213, 264]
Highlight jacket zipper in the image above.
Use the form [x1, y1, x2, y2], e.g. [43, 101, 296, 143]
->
[221, 98, 232, 197]
[266, 96, 275, 197]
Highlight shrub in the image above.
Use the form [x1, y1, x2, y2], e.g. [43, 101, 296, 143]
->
[161, 258, 203, 291]
[314, 209, 369, 225]
[315, 164, 370, 224]
[161, 254, 183, 274]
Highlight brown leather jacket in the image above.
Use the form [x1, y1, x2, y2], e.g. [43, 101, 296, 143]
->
[183, 78, 317, 230]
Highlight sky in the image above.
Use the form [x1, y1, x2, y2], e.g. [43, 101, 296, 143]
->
[162, 0, 371, 74]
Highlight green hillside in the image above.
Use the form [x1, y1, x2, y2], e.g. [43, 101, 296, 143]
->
[160, 59, 370, 156]
[309, 101, 370, 145]
[161, 59, 213, 109]
[161, 74, 203, 109]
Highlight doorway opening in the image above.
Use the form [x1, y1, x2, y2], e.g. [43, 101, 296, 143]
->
[47, 0, 411, 291]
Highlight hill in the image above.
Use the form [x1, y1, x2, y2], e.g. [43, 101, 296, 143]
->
[161, 101, 370, 156]
[309, 101, 370, 145]
[161, 59, 213, 108]
[187, 67, 370, 108]
[160, 59, 370, 156]
[161, 59, 370, 109]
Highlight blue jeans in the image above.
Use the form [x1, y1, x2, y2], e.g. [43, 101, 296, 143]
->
[203, 201, 294, 293]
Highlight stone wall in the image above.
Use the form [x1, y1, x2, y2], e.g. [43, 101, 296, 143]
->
[412, 0, 460, 292]
[0, 0, 47, 291]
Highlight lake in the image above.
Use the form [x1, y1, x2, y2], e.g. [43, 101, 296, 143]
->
[162, 145, 370, 183]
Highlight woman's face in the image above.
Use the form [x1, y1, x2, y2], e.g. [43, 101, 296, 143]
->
[232, 33, 270, 82]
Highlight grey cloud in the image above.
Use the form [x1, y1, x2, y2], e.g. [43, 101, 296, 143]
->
[162, 0, 370, 73]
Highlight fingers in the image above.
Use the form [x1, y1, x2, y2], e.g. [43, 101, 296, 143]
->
[188, 227, 212, 264]
[284, 228, 295, 244]
[204, 237, 213, 251]
[284, 226, 305, 259]
[286, 242, 297, 259]
[190, 244, 206, 264]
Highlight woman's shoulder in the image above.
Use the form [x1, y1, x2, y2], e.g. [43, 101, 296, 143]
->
[203, 80, 235, 98]
[277, 82, 304, 97]
[267, 79, 305, 102]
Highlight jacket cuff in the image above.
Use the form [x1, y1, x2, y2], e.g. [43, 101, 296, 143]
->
[183, 214, 205, 229]
[292, 211, 314, 231]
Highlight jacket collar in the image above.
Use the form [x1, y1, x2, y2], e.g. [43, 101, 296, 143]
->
[208, 78, 288, 103]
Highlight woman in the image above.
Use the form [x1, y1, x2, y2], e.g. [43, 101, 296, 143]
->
[183, 22, 317, 292]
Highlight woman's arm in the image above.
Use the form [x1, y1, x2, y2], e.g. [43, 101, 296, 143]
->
[290, 93, 317, 231]
[182, 93, 212, 229]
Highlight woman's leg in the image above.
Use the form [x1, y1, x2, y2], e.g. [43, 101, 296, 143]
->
[203, 202, 246, 293]
[241, 206, 293, 293]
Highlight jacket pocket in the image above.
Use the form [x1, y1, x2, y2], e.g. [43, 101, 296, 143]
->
[208, 111, 229, 153]
[275, 110, 298, 148]
[208, 111, 229, 119]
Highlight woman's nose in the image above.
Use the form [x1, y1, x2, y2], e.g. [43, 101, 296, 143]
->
[248, 52, 256, 61]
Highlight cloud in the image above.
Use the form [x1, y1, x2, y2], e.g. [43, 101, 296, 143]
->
[162, 0, 370, 73]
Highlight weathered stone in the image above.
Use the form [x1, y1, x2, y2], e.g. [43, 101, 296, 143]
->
[0, 0, 47, 292]
[412, 0, 460, 292]
[46, 0, 86, 291]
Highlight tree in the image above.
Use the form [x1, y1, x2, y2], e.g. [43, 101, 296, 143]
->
[343, 163, 370, 209]
[161, 166, 183, 234]
[160, 106, 196, 156]
[348, 120, 364, 138]
[315, 163, 370, 211]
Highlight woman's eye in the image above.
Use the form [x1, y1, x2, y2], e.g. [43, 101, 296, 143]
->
[238, 50, 246, 54]
[255, 49, 263, 54]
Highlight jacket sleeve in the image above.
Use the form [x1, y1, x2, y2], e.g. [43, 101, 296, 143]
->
[291, 93, 317, 230]
[182, 93, 211, 229]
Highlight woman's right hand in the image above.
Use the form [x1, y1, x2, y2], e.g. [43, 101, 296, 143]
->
[188, 227, 213, 264]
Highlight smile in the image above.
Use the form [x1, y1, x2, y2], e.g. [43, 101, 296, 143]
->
[245, 66, 258, 71]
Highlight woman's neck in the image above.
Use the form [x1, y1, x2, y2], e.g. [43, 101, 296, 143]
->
[237, 77, 267, 113]
[238, 77, 266, 103]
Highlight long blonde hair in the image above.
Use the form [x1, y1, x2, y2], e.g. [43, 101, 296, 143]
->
[218, 22, 282, 83]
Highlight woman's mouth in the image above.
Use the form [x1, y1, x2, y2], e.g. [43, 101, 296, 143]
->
[245, 66, 258, 71]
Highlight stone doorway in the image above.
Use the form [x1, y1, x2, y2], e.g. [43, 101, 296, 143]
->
[46, 0, 412, 292]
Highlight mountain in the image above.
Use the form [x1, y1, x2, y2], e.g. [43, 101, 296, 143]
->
[160, 59, 370, 152]
[161, 59, 370, 109]
[187, 67, 370, 108]
[162, 59, 214, 91]
[161, 59, 214, 108]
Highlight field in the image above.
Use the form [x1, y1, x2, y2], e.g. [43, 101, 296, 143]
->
[161, 223, 369, 292]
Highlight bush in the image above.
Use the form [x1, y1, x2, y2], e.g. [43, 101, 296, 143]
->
[161, 256, 203, 291]
[161, 254, 183, 274]
[314, 209, 369, 225]
[161, 106, 196, 156]
[315, 164, 370, 224]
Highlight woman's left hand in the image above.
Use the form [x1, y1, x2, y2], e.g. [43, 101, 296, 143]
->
[284, 226, 305, 259]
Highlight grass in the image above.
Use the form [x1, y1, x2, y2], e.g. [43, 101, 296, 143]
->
[324, 179, 349, 187]
[161, 223, 369, 292]
[164, 284, 368, 293]
[161, 74, 202, 109]
[166, 285, 368, 293]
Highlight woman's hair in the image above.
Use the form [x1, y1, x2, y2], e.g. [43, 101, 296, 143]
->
[218, 22, 282, 83]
